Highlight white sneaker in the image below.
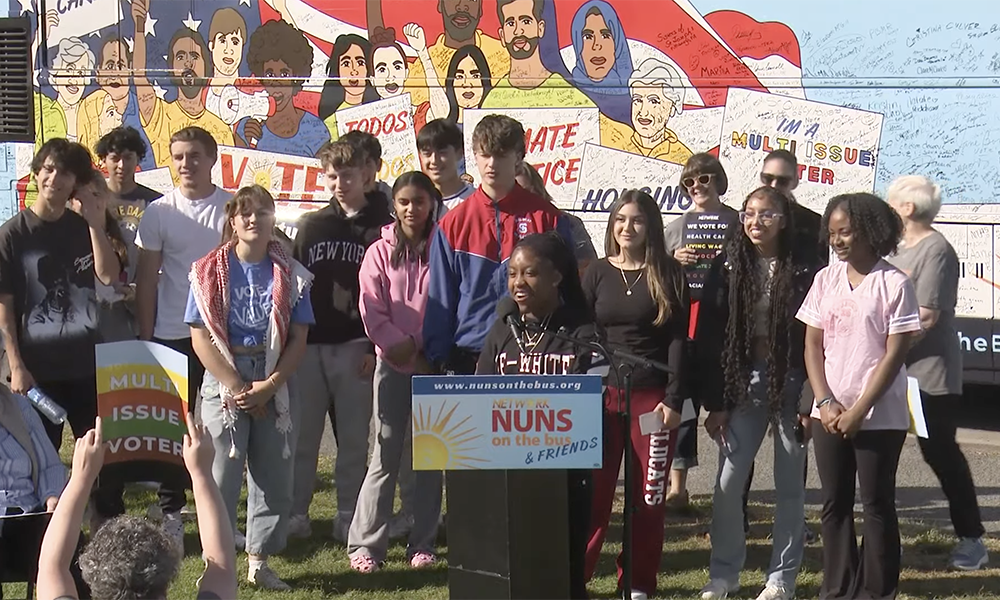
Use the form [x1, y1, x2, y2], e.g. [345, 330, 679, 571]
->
[630, 590, 648, 600]
[248, 562, 291, 590]
[162, 512, 184, 554]
[755, 583, 793, 600]
[287, 514, 312, 539]
[235, 530, 246, 551]
[388, 512, 413, 540]
[701, 579, 739, 600]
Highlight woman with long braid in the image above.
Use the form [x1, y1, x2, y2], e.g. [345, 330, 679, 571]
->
[696, 187, 822, 600]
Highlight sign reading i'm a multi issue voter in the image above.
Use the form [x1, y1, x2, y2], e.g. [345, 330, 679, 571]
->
[411, 374, 603, 470]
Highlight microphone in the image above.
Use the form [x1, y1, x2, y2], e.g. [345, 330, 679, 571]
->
[496, 296, 526, 353]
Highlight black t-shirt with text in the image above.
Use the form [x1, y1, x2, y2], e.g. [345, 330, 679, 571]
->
[293, 191, 393, 345]
[476, 306, 596, 376]
[0, 209, 101, 380]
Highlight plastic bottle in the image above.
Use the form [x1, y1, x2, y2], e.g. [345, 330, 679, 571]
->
[25, 387, 67, 424]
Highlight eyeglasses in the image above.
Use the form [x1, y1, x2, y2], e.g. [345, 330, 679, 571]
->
[739, 210, 783, 225]
[760, 173, 793, 188]
[682, 173, 714, 189]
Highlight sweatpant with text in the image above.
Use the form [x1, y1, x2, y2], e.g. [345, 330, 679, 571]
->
[585, 387, 678, 596]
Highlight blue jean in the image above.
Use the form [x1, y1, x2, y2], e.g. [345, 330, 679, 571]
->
[708, 365, 806, 591]
[200, 353, 299, 556]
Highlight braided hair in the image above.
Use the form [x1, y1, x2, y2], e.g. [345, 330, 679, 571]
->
[721, 186, 797, 415]
[513, 232, 587, 319]
[821, 192, 903, 258]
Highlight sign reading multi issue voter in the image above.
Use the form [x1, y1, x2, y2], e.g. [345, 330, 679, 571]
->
[411, 375, 603, 471]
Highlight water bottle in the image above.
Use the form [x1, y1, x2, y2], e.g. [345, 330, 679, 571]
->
[25, 387, 67, 425]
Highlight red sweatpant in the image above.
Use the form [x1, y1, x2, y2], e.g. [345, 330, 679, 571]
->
[584, 386, 679, 596]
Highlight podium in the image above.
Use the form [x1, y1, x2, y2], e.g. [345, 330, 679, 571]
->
[411, 374, 603, 600]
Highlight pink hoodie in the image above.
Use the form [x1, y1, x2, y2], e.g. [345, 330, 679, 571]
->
[359, 223, 433, 373]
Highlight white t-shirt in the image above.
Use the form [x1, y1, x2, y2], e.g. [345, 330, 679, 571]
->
[442, 183, 475, 210]
[135, 186, 231, 339]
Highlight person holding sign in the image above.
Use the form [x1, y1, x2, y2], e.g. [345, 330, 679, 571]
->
[797, 193, 921, 600]
[581, 190, 686, 600]
[696, 187, 822, 600]
[476, 231, 597, 599]
[662, 153, 739, 509]
[886, 176, 988, 571]
[186, 185, 315, 590]
[349, 172, 443, 573]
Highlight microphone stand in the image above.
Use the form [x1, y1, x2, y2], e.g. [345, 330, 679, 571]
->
[524, 323, 672, 600]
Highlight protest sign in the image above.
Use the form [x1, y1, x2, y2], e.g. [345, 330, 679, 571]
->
[96, 341, 188, 482]
[411, 375, 603, 470]
[720, 88, 884, 213]
[46, 0, 121, 48]
[335, 93, 419, 185]
[681, 211, 738, 293]
[212, 146, 326, 201]
[134, 167, 174, 196]
[463, 108, 600, 210]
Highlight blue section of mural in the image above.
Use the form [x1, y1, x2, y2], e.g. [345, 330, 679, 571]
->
[693, 0, 1000, 204]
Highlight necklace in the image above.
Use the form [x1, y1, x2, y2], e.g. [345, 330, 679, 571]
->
[617, 261, 645, 296]
[523, 313, 553, 353]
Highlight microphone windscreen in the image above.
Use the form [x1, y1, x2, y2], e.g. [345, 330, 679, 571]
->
[496, 296, 520, 320]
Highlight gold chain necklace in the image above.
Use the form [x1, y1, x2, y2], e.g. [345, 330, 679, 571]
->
[523, 313, 553, 353]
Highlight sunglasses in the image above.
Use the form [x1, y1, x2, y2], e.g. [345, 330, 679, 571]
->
[682, 173, 714, 189]
[738, 210, 783, 225]
[760, 173, 792, 187]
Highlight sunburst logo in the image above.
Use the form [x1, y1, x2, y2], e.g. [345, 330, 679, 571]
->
[412, 401, 487, 470]
[246, 160, 282, 192]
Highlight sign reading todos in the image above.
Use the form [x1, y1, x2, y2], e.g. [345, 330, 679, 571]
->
[96, 341, 189, 481]
[336, 93, 419, 185]
[720, 88, 884, 213]
[463, 108, 601, 210]
[411, 375, 603, 471]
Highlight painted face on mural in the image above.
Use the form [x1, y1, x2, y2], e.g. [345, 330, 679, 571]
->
[98, 93, 123, 136]
[371, 45, 408, 99]
[500, 0, 544, 60]
[261, 59, 296, 109]
[56, 57, 91, 106]
[630, 84, 673, 144]
[211, 29, 244, 78]
[96, 40, 130, 98]
[454, 55, 484, 109]
[171, 36, 208, 98]
[440, 0, 482, 42]
[339, 44, 368, 100]
[581, 12, 615, 81]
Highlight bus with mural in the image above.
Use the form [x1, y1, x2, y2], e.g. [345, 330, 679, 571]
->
[3, 0, 1000, 382]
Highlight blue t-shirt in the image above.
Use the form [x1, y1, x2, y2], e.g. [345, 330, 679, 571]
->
[235, 111, 330, 158]
[184, 252, 315, 346]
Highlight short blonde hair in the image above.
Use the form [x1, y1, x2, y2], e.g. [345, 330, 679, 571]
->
[887, 175, 942, 222]
[628, 58, 685, 116]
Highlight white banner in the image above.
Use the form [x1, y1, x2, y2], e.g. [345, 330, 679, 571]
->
[464, 107, 601, 210]
[719, 88, 884, 213]
[211, 145, 326, 202]
[335, 93, 419, 186]
[46, 0, 121, 48]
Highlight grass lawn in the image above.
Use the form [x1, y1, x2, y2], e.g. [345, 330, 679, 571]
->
[5, 452, 1000, 599]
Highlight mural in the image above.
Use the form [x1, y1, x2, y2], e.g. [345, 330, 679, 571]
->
[3, 0, 1000, 332]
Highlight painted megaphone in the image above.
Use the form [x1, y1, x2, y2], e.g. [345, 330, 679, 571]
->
[206, 85, 276, 127]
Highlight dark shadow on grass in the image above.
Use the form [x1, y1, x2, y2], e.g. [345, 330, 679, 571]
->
[284, 564, 449, 595]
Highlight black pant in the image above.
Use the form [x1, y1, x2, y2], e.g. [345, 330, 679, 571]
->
[917, 391, 985, 538]
[152, 337, 206, 513]
[568, 470, 592, 599]
[36, 377, 125, 519]
[812, 422, 905, 600]
[0, 508, 89, 599]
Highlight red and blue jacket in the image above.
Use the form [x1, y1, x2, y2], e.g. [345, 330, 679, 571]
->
[422, 184, 575, 364]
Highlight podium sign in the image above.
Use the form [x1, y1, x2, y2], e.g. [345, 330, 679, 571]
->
[411, 374, 603, 471]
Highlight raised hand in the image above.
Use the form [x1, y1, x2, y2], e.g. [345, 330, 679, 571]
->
[403, 23, 427, 53]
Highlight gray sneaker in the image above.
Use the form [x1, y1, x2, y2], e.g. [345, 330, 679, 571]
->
[951, 537, 989, 571]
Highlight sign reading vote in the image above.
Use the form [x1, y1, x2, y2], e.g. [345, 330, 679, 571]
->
[411, 374, 603, 470]
[96, 341, 188, 471]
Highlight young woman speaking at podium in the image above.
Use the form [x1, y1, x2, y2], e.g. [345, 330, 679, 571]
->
[476, 231, 597, 599]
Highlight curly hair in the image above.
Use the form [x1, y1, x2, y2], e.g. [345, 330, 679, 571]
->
[94, 126, 148, 161]
[246, 19, 314, 89]
[79, 515, 181, 600]
[721, 187, 797, 415]
[822, 192, 903, 258]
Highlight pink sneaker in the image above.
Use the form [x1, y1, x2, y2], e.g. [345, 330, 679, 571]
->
[409, 551, 437, 568]
[350, 554, 379, 573]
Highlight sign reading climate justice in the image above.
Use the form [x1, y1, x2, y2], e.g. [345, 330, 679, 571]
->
[719, 88, 884, 214]
[336, 94, 419, 185]
[411, 375, 603, 471]
[96, 341, 188, 480]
